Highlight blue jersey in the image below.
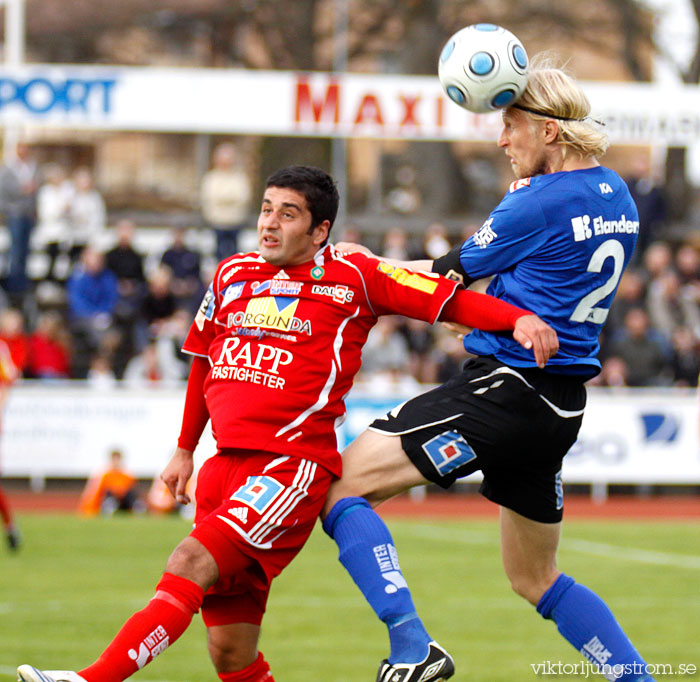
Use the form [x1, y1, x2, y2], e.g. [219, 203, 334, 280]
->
[460, 166, 638, 376]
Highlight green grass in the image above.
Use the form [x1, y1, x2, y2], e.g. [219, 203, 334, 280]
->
[1, 514, 698, 681]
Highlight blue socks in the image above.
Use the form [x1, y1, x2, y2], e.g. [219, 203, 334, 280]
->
[323, 497, 431, 664]
[325, 497, 653, 679]
[538, 574, 654, 682]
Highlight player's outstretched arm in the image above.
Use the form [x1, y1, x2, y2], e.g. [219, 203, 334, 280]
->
[438, 289, 559, 367]
[161, 447, 194, 505]
[513, 314, 559, 368]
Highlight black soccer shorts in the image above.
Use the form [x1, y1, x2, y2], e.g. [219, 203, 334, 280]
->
[369, 356, 587, 523]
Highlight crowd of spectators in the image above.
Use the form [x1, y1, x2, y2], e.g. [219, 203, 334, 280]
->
[0, 215, 203, 386]
[0, 145, 218, 387]
[0, 144, 697, 390]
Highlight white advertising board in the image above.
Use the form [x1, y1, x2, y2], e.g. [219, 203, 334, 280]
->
[2, 384, 698, 486]
[1, 383, 216, 481]
[1, 65, 699, 145]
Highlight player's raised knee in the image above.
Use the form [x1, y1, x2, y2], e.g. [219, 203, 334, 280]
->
[166, 537, 218, 587]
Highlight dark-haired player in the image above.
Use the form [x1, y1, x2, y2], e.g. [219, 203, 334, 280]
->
[18, 165, 556, 682]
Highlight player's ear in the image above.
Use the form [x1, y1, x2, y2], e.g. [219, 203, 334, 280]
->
[543, 119, 559, 144]
[312, 220, 331, 246]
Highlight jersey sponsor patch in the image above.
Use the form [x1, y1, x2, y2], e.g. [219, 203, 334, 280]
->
[194, 284, 215, 331]
[421, 429, 477, 476]
[221, 282, 245, 306]
[571, 213, 639, 242]
[311, 283, 354, 303]
[509, 177, 531, 192]
[230, 475, 285, 515]
[376, 261, 438, 294]
[252, 279, 303, 296]
[211, 337, 293, 389]
[231, 296, 312, 335]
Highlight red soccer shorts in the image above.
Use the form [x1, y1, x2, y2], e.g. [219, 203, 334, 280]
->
[190, 449, 333, 627]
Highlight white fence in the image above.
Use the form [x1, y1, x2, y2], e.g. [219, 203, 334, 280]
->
[2, 382, 699, 489]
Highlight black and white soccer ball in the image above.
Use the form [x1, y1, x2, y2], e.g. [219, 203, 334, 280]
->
[438, 23, 529, 114]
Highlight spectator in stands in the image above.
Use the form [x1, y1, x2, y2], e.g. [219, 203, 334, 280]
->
[35, 163, 74, 283]
[136, 265, 178, 351]
[105, 219, 146, 290]
[674, 242, 700, 286]
[669, 326, 700, 387]
[68, 246, 119, 322]
[385, 164, 421, 215]
[69, 167, 107, 260]
[641, 241, 673, 284]
[624, 155, 667, 262]
[66, 246, 119, 376]
[141, 266, 177, 327]
[26, 311, 72, 379]
[589, 356, 628, 388]
[160, 226, 202, 312]
[123, 339, 184, 387]
[0, 308, 29, 377]
[381, 226, 412, 261]
[646, 268, 700, 344]
[604, 307, 670, 386]
[104, 219, 147, 367]
[151, 308, 191, 380]
[200, 142, 252, 262]
[606, 269, 646, 336]
[398, 317, 437, 384]
[86, 352, 118, 390]
[79, 449, 143, 516]
[421, 222, 452, 260]
[0, 142, 41, 298]
[430, 327, 468, 383]
[361, 315, 411, 375]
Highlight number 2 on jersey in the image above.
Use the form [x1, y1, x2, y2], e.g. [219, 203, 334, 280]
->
[569, 239, 625, 325]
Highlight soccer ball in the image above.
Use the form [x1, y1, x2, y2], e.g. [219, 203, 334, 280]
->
[438, 23, 529, 114]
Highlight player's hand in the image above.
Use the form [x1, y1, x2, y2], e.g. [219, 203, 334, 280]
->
[334, 241, 374, 257]
[161, 447, 195, 505]
[513, 314, 559, 368]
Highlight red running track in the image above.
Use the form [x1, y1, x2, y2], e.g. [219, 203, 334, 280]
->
[5, 489, 700, 520]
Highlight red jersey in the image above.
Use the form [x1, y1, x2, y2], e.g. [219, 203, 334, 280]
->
[182, 245, 459, 476]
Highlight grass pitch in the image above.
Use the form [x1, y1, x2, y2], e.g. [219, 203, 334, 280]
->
[1, 513, 698, 681]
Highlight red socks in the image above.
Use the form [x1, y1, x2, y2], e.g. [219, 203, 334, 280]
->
[218, 652, 274, 682]
[79, 573, 204, 682]
[0, 484, 13, 527]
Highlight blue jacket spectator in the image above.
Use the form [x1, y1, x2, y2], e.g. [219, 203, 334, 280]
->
[67, 247, 119, 319]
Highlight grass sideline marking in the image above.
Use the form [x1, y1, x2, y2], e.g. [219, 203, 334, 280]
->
[563, 538, 700, 570]
[401, 524, 700, 570]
